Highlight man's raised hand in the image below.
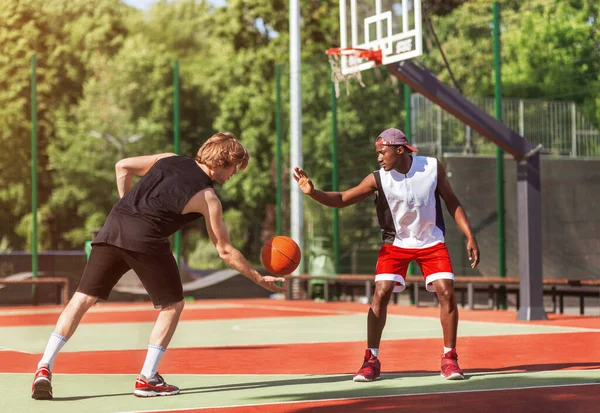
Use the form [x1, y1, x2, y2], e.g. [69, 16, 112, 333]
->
[293, 167, 314, 195]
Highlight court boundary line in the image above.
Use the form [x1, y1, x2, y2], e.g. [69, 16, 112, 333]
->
[217, 304, 600, 332]
[2, 302, 598, 332]
[2, 368, 598, 377]
[0, 346, 35, 354]
[0, 302, 245, 317]
[113, 381, 600, 413]
[228, 311, 600, 333]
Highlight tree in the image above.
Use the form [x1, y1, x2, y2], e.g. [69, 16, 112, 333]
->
[0, 0, 129, 250]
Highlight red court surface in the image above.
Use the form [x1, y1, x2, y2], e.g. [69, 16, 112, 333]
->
[184, 384, 600, 413]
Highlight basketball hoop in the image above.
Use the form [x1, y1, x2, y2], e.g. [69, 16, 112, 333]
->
[326, 47, 383, 97]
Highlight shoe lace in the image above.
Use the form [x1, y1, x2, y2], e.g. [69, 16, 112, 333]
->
[153, 373, 165, 385]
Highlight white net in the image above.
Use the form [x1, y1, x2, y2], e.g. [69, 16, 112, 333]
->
[327, 50, 367, 98]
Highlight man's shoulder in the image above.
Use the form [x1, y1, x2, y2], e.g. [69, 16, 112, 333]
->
[414, 155, 438, 162]
[413, 156, 440, 169]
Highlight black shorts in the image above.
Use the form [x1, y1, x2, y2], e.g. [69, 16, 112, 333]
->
[77, 243, 183, 308]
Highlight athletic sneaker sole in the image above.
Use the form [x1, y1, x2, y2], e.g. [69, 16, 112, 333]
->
[441, 372, 465, 380]
[133, 389, 180, 397]
[353, 375, 381, 382]
[31, 379, 53, 400]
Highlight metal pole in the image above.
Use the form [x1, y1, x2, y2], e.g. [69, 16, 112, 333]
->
[516, 153, 547, 320]
[404, 84, 416, 279]
[275, 64, 283, 236]
[493, 2, 507, 309]
[31, 54, 38, 285]
[519, 99, 524, 136]
[173, 60, 181, 267]
[331, 74, 340, 274]
[436, 106, 442, 158]
[571, 103, 577, 157]
[290, 0, 303, 275]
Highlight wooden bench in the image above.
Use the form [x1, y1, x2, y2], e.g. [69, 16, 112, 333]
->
[287, 274, 373, 303]
[0, 277, 70, 305]
[288, 274, 600, 314]
[439, 277, 600, 314]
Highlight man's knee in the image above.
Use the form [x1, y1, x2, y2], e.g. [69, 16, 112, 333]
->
[69, 292, 98, 310]
[372, 281, 395, 306]
[436, 285, 456, 306]
[160, 299, 185, 314]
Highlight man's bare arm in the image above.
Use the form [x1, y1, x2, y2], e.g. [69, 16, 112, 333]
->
[436, 160, 480, 268]
[293, 167, 377, 208]
[115, 153, 177, 198]
[198, 190, 285, 293]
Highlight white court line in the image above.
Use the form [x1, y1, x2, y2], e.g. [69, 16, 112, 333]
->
[0, 369, 598, 377]
[113, 381, 600, 413]
[0, 346, 35, 354]
[0, 302, 243, 317]
[0, 302, 335, 317]
[236, 303, 358, 316]
[235, 304, 600, 333]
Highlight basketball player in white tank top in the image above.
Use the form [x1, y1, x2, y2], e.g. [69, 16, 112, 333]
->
[293, 128, 480, 381]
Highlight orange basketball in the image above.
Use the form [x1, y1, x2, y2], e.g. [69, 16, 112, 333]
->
[261, 236, 301, 276]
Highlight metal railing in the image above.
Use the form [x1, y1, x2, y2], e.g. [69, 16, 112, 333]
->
[411, 94, 600, 157]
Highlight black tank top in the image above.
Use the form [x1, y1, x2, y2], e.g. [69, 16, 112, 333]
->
[93, 156, 213, 254]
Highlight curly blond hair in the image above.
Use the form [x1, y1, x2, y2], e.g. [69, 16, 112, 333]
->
[195, 132, 249, 171]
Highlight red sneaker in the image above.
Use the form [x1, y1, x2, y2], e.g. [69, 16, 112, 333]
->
[353, 349, 381, 382]
[441, 349, 464, 380]
[134, 373, 180, 397]
[31, 364, 53, 400]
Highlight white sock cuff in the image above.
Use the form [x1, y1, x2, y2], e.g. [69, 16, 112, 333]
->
[148, 344, 165, 352]
[51, 332, 67, 343]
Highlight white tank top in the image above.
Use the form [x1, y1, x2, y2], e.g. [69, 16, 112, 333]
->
[373, 156, 446, 249]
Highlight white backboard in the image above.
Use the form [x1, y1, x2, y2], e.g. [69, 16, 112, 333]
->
[339, 0, 422, 75]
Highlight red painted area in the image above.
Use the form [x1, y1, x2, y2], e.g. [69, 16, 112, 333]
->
[2, 332, 599, 375]
[0, 307, 340, 327]
[155, 385, 600, 413]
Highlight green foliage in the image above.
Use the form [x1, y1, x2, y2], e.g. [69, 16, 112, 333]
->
[187, 237, 226, 270]
[0, 0, 130, 249]
[1, 0, 598, 261]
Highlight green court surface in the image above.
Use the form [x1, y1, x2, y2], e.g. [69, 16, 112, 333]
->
[3, 370, 599, 413]
[0, 315, 590, 353]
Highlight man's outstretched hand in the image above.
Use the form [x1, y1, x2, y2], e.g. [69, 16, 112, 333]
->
[293, 167, 314, 195]
[258, 276, 286, 293]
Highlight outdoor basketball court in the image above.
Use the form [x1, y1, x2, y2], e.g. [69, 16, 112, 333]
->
[2, 1, 598, 412]
[1, 298, 599, 413]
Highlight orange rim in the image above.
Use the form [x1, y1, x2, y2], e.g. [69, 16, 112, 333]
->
[326, 47, 383, 64]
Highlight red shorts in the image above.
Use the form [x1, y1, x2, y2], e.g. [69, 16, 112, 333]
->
[375, 242, 454, 292]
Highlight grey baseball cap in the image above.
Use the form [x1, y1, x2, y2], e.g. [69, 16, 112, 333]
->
[376, 128, 418, 153]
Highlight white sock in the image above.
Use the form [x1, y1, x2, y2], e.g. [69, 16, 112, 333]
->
[38, 332, 68, 370]
[444, 346, 454, 354]
[140, 344, 166, 379]
[368, 348, 379, 358]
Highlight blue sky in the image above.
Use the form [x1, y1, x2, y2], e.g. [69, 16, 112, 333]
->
[122, 0, 226, 10]
[122, 0, 159, 9]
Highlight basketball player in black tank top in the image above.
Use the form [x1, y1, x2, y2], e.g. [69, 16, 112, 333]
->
[31, 132, 286, 400]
